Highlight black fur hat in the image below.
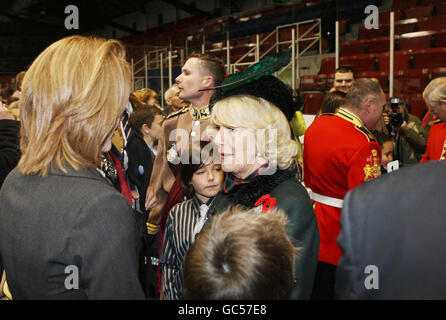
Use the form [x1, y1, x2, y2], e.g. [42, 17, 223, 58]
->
[210, 75, 296, 122]
[207, 48, 296, 121]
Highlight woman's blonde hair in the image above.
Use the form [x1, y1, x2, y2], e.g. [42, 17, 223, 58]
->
[133, 88, 159, 105]
[19, 35, 131, 176]
[423, 77, 446, 108]
[209, 95, 298, 170]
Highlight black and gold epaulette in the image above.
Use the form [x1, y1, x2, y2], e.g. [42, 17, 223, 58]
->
[433, 119, 443, 125]
[356, 125, 377, 142]
[336, 109, 376, 142]
[166, 107, 189, 119]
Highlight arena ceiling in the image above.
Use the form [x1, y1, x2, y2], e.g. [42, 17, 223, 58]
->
[0, 0, 217, 75]
[0, 0, 215, 38]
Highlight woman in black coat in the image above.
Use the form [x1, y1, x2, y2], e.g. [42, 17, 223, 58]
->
[205, 94, 320, 299]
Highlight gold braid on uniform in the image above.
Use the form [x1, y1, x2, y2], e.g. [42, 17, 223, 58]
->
[189, 105, 211, 120]
[146, 222, 160, 235]
[166, 106, 189, 119]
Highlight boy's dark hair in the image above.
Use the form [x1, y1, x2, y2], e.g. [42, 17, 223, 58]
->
[335, 65, 356, 79]
[372, 130, 393, 146]
[180, 141, 219, 198]
[128, 104, 164, 133]
[183, 206, 298, 300]
[321, 90, 346, 114]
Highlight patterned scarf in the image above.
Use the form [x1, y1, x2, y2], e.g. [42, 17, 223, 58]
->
[223, 163, 270, 193]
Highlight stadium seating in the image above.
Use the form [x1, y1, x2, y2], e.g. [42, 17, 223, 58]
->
[119, 0, 446, 115]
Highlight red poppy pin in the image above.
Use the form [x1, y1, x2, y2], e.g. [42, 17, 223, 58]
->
[254, 194, 277, 213]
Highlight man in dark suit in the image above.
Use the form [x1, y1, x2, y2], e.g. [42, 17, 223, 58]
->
[336, 160, 446, 299]
[0, 104, 20, 189]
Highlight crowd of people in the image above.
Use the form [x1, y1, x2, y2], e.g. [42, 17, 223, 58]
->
[0, 34, 445, 300]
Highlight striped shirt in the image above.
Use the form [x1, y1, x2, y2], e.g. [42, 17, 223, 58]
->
[160, 196, 215, 300]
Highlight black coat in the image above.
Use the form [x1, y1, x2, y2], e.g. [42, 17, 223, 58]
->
[0, 119, 20, 189]
[125, 131, 155, 215]
[336, 160, 446, 299]
[210, 169, 319, 300]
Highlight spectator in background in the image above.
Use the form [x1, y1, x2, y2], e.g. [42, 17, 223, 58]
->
[0, 103, 21, 276]
[372, 130, 394, 174]
[133, 88, 161, 110]
[11, 71, 26, 100]
[0, 35, 144, 299]
[0, 104, 19, 189]
[183, 206, 298, 300]
[330, 66, 355, 94]
[163, 83, 189, 117]
[383, 97, 427, 167]
[126, 104, 165, 298]
[109, 92, 146, 210]
[319, 90, 346, 115]
[127, 105, 165, 214]
[420, 77, 446, 162]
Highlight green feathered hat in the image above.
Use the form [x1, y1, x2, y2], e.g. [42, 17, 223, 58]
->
[201, 48, 292, 93]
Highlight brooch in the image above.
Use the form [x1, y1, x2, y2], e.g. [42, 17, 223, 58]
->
[254, 194, 277, 213]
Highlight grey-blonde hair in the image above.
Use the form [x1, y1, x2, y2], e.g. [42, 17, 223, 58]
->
[209, 95, 298, 170]
[423, 77, 446, 108]
[344, 78, 383, 110]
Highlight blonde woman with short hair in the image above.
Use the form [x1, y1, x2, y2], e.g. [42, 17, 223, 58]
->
[133, 87, 160, 109]
[207, 94, 319, 300]
[0, 35, 145, 299]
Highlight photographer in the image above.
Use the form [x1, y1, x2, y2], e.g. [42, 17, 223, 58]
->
[383, 97, 427, 167]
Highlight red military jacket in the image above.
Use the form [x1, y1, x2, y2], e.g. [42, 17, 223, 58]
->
[420, 120, 446, 162]
[303, 108, 381, 265]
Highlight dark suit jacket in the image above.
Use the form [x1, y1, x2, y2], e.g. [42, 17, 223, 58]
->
[125, 131, 155, 215]
[0, 119, 20, 189]
[336, 160, 446, 299]
[0, 166, 145, 299]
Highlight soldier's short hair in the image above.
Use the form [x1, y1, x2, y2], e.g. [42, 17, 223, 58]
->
[344, 78, 382, 110]
[187, 52, 226, 87]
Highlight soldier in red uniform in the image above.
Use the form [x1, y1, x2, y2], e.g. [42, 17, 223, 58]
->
[420, 77, 446, 162]
[303, 78, 386, 299]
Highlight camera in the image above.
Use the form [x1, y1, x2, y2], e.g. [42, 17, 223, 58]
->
[388, 97, 404, 128]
